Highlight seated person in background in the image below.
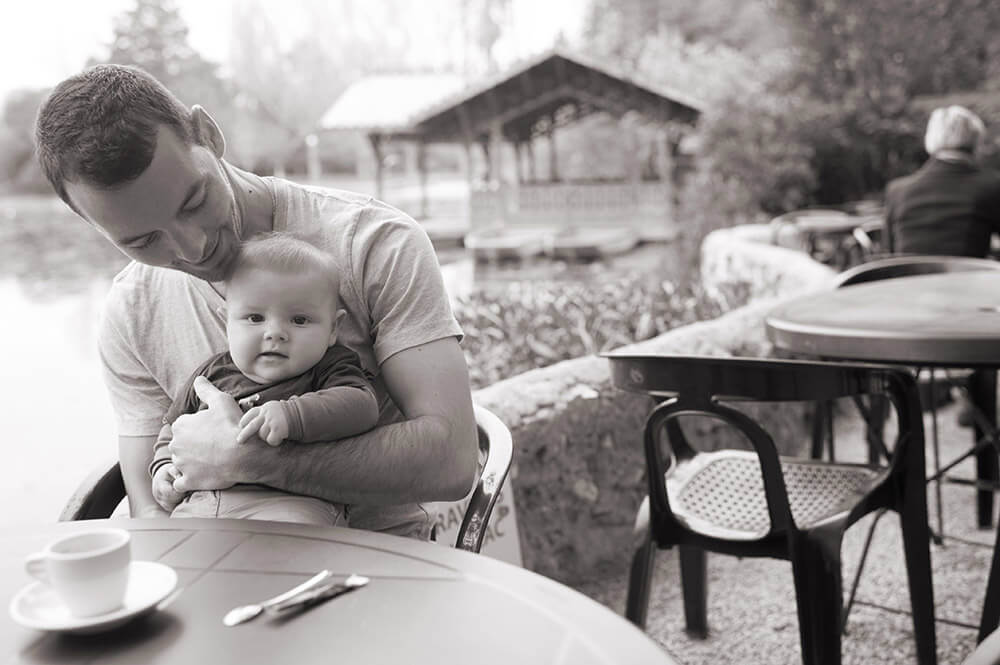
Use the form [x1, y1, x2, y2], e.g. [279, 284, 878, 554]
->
[150, 232, 379, 524]
[884, 105, 1000, 256]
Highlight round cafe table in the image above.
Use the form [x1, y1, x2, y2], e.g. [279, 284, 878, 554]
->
[765, 270, 1000, 642]
[2, 518, 676, 665]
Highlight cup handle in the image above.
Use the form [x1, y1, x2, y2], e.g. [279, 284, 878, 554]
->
[24, 553, 49, 584]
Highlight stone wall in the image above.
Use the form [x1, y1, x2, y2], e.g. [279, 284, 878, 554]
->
[471, 225, 836, 584]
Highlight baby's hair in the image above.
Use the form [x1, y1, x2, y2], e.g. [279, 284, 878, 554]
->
[229, 232, 340, 295]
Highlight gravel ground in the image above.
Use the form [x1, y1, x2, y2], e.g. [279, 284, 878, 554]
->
[573, 394, 996, 665]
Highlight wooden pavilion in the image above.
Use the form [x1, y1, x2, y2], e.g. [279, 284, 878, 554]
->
[320, 48, 704, 241]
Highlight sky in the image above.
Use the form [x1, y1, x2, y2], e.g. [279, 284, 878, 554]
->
[0, 0, 589, 104]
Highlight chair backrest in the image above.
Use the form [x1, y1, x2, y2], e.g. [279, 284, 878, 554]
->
[456, 405, 514, 553]
[60, 404, 515, 556]
[834, 254, 1000, 288]
[604, 353, 924, 539]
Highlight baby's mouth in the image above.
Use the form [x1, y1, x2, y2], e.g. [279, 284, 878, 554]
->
[258, 351, 287, 359]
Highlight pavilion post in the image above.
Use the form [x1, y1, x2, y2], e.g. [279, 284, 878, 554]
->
[417, 139, 428, 219]
[368, 133, 384, 201]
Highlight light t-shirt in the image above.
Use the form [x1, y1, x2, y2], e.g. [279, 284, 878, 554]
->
[97, 178, 463, 535]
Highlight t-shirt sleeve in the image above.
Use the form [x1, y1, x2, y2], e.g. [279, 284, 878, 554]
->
[284, 345, 379, 442]
[351, 209, 463, 365]
[97, 298, 172, 437]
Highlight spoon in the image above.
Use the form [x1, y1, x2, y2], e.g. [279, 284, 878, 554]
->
[223, 570, 332, 626]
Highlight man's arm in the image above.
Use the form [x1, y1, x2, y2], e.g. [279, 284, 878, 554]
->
[171, 337, 478, 505]
[119, 435, 170, 518]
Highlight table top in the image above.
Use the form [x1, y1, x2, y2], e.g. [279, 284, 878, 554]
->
[3, 519, 675, 665]
[766, 271, 1000, 366]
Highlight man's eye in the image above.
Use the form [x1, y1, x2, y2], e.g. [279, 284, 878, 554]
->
[131, 232, 159, 249]
[185, 186, 207, 212]
[291, 316, 309, 325]
[247, 314, 264, 323]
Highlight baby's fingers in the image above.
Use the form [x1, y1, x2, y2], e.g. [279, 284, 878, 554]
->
[236, 415, 264, 444]
[239, 407, 260, 428]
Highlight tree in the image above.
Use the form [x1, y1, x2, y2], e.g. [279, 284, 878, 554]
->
[91, 0, 234, 125]
[0, 88, 50, 191]
[777, 0, 1000, 109]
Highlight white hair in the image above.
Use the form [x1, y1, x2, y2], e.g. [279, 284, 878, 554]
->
[924, 105, 985, 155]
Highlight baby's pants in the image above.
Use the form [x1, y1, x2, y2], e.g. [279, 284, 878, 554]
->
[171, 485, 345, 526]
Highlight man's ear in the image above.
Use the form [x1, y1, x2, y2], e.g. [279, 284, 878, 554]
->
[328, 309, 347, 346]
[191, 105, 226, 158]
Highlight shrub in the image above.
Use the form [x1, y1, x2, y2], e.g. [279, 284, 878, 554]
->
[455, 271, 752, 389]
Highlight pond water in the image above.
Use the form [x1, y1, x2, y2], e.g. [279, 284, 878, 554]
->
[0, 194, 690, 527]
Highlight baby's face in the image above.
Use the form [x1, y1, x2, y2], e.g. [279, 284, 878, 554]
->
[225, 268, 340, 384]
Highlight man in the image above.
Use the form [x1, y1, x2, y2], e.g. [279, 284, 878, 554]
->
[884, 105, 1000, 431]
[884, 104, 1000, 256]
[34, 64, 477, 538]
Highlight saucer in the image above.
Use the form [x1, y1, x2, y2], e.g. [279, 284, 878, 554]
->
[9, 560, 178, 635]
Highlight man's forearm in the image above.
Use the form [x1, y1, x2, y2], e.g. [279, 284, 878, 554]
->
[247, 414, 474, 505]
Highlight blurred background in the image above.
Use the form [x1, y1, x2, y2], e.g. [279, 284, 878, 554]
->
[3, 0, 1000, 526]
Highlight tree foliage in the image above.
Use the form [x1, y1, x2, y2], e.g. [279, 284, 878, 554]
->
[584, 0, 1000, 222]
[92, 0, 232, 112]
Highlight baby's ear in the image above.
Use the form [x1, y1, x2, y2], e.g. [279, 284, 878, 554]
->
[328, 309, 347, 346]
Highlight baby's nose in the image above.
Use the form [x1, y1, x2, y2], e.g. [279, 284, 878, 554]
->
[264, 326, 288, 341]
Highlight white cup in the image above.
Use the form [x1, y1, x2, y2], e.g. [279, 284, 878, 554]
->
[24, 528, 132, 617]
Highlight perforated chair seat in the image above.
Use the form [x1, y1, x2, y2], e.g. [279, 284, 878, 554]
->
[667, 451, 882, 538]
[605, 353, 936, 665]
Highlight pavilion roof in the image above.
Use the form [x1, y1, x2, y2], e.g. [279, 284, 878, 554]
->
[318, 73, 467, 134]
[410, 47, 704, 143]
[318, 47, 705, 143]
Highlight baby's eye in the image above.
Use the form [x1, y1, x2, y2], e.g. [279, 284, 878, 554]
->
[291, 315, 310, 325]
[247, 313, 264, 323]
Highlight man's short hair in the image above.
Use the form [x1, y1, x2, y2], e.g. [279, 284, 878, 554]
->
[924, 105, 985, 156]
[229, 232, 341, 299]
[33, 64, 194, 209]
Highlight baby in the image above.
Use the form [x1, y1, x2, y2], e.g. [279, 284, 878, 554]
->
[149, 232, 378, 524]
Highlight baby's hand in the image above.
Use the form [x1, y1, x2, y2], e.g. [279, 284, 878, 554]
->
[237, 401, 290, 446]
[151, 463, 185, 512]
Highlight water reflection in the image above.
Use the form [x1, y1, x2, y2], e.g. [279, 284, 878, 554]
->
[1, 278, 117, 527]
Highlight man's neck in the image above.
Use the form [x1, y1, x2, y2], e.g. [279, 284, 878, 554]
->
[225, 163, 275, 239]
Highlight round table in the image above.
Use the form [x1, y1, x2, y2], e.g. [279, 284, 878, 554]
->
[765, 270, 1000, 642]
[3, 519, 676, 665]
[765, 271, 1000, 367]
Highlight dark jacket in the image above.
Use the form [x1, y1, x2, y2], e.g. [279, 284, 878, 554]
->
[884, 157, 1000, 257]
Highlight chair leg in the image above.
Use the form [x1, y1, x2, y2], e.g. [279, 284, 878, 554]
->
[790, 529, 844, 665]
[811, 401, 833, 460]
[679, 545, 708, 638]
[842, 508, 890, 635]
[900, 498, 938, 665]
[969, 369, 998, 529]
[625, 533, 657, 629]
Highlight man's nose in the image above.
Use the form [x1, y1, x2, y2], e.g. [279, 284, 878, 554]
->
[173, 226, 208, 263]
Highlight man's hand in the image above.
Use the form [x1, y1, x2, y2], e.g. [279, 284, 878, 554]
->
[238, 401, 290, 446]
[151, 462, 185, 512]
[170, 376, 251, 493]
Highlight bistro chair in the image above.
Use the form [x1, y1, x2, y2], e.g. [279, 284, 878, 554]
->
[59, 404, 514, 555]
[605, 353, 936, 665]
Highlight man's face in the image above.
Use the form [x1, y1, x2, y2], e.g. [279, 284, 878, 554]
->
[64, 125, 241, 282]
[225, 268, 340, 384]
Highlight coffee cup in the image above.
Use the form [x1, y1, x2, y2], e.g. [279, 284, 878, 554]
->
[24, 528, 132, 617]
